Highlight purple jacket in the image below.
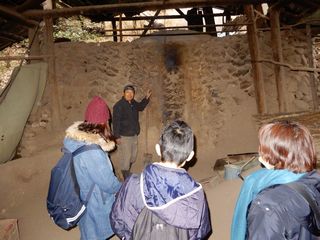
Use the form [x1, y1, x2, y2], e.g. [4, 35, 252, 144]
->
[110, 163, 212, 239]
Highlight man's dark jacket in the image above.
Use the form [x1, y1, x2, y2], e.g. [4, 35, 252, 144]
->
[112, 97, 149, 139]
[247, 170, 320, 240]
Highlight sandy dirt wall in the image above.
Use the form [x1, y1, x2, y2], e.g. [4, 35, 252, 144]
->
[20, 30, 314, 178]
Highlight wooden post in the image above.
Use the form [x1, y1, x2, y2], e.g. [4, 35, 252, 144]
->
[270, 7, 287, 112]
[119, 13, 123, 42]
[111, 18, 118, 42]
[43, 0, 61, 129]
[306, 24, 319, 111]
[244, 4, 266, 114]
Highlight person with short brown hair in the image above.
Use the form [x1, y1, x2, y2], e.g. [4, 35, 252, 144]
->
[258, 121, 316, 173]
[232, 121, 320, 240]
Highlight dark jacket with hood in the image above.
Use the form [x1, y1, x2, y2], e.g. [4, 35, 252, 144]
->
[110, 163, 212, 240]
[247, 170, 320, 240]
[112, 97, 149, 139]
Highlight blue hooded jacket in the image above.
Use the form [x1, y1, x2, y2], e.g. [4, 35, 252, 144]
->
[110, 163, 212, 239]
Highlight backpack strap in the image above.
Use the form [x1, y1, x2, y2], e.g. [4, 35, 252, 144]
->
[72, 144, 101, 156]
[286, 182, 320, 235]
[71, 144, 102, 204]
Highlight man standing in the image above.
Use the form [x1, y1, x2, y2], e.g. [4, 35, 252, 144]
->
[113, 84, 151, 179]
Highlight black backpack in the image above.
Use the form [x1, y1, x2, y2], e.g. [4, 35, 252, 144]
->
[47, 144, 100, 230]
[132, 207, 189, 240]
[286, 182, 320, 236]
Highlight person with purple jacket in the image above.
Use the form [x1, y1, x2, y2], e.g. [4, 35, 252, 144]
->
[110, 120, 212, 239]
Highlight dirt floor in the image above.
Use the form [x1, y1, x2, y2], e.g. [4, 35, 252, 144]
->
[0, 126, 258, 240]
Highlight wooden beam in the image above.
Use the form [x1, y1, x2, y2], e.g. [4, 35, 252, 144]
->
[203, 7, 217, 36]
[0, 31, 25, 41]
[0, 5, 37, 27]
[256, 58, 320, 73]
[103, 29, 248, 38]
[111, 18, 118, 42]
[113, 13, 226, 21]
[306, 24, 319, 111]
[0, 55, 49, 61]
[270, 7, 287, 112]
[245, 4, 266, 114]
[23, 0, 270, 19]
[15, 0, 45, 12]
[104, 22, 250, 33]
[43, 0, 61, 129]
[119, 13, 123, 42]
[141, 9, 161, 36]
[175, 8, 186, 17]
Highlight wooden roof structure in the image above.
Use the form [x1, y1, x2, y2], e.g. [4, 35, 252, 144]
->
[0, 0, 319, 51]
[1, 0, 320, 126]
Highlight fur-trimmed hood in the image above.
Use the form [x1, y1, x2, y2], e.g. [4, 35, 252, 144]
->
[65, 121, 115, 152]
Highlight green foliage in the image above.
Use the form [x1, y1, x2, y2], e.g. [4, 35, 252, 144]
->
[54, 16, 107, 42]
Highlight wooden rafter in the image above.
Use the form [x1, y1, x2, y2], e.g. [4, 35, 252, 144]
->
[0, 4, 37, 27]
[141, 9, 161, 36]
[23, 0, 270, 19]
[113, 13, 226, 21]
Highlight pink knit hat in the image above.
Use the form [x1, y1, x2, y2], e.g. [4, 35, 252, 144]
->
[84, 96, 110, 124]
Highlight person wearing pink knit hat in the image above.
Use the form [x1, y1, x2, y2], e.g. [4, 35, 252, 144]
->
[63, 96, 121, 240]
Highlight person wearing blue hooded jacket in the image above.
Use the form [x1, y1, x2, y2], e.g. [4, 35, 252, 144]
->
[231, 121, 320, 240]
[64, 96, 122, 240]
[110, 120, 212, 239]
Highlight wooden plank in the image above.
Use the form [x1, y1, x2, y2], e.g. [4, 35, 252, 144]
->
[270, 7, 287, 112]
[306, 24, 319, 111]
[245, 4, 266, 114]
[23, 0, 270, 19]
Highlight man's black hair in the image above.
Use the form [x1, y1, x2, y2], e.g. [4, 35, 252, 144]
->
[123, 84, 135, 93]
[159, 120, 194, 165]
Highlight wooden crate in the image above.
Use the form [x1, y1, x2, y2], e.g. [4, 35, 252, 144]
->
[0, 219, 20, 240]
